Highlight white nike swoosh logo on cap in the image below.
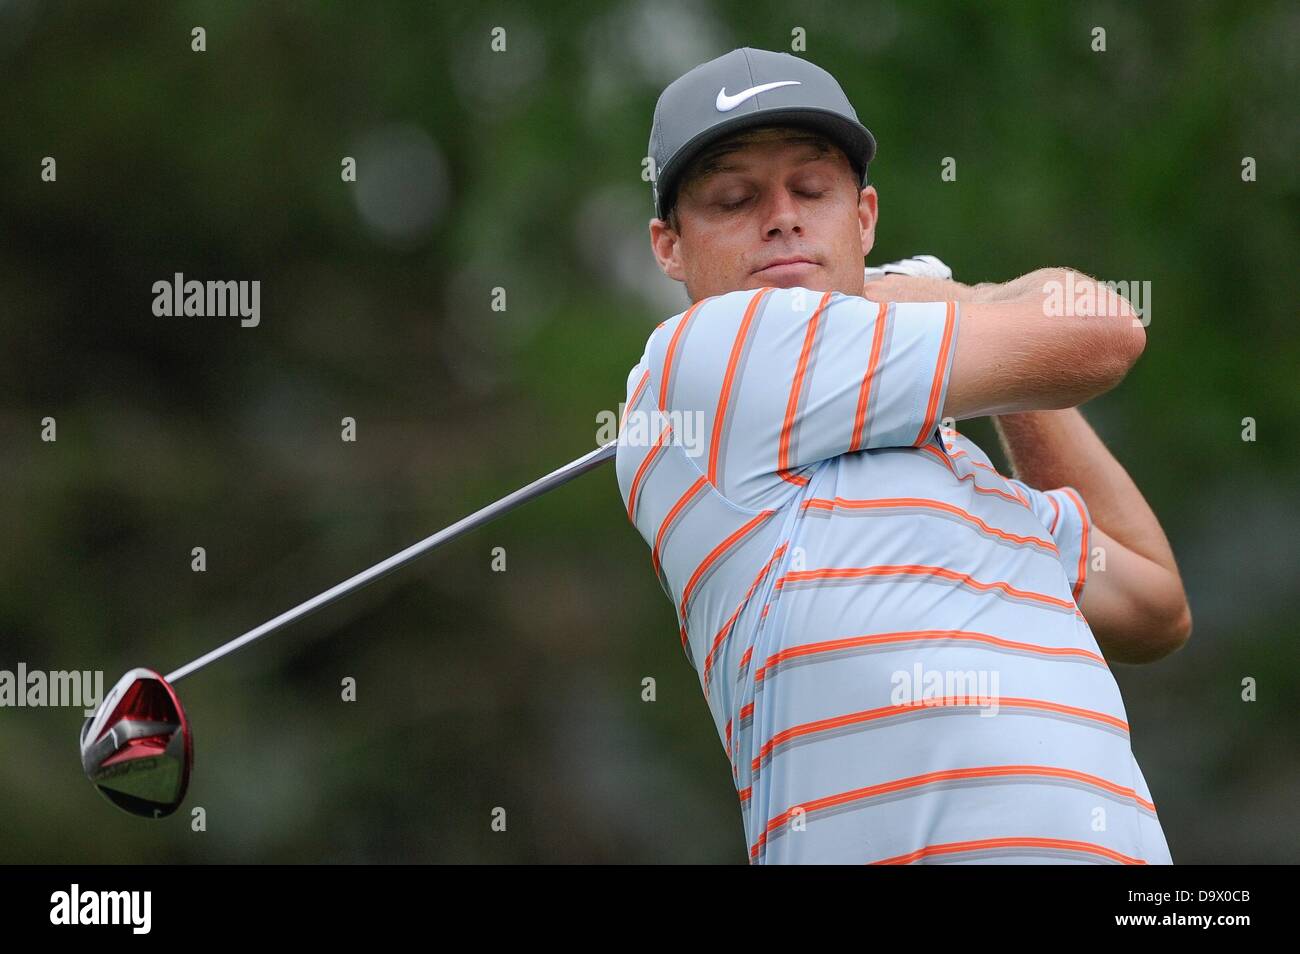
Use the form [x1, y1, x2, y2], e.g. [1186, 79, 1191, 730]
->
[715, 81, 801, 112]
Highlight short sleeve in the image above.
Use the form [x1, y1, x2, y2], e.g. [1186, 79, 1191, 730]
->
[649, 286, 960, 507]
[1006, 479, 1094, 603]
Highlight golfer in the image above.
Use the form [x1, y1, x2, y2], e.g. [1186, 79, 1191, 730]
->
[616, 47, 1191, 864]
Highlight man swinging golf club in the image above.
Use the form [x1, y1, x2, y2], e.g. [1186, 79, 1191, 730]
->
[80, 46, 1190, 865]
[618, 47, 1191, 863]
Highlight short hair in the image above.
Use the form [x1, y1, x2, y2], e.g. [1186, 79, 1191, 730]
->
[663, 124, 862, 231]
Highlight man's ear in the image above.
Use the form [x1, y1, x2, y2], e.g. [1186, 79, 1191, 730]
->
[649, 217, 687, 283]
[857, 185, 879, 258]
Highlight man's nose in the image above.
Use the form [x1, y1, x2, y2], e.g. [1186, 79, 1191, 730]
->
[763, 188, 803, 236]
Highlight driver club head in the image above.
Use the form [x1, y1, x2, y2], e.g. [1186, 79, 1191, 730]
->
[80, 667, 192, 819]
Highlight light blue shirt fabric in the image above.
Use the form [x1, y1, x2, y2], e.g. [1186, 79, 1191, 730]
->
[615, 285, 1172, 864]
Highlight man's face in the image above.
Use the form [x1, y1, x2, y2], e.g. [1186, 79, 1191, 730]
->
[649, 127, 878, 302]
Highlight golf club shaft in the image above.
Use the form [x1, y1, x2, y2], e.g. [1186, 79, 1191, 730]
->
[165, 440, 618, 684]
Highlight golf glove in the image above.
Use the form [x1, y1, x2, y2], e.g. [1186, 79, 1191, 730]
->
[863, 253, 953, 283]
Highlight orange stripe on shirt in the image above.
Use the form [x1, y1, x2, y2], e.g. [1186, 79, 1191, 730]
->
[919, 442, 957, 473]
[775, 468, 810, 486]
[938, 446, 1012, 478]
[753, 629, 1107, 687]
[625, 424, 673, 524]
[708, 287, 774, 486]
[701, 542, 788, 691]
[801, 496, 1057, 552]
[919, 444, 1030, 508]
[751, 696, 1130, 774]
[651, 475, 708, 579]
[946, 454, 1024, 512]
[778, 291, 834, 473]
[912, 300, 957, 447]
[775, 564, 1079, 613]
[680, 509, 777, 623]
[1047, 492, 1062, 534]
[659, 297, 712, 413]
[851, 301, 890, 452]
[869, 836, 1146, 866]
[621, 369, 650, 430]
[749, 765, 1156, 859]
[1060, 487, 1091, 601]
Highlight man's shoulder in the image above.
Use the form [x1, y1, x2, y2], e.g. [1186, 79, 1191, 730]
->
[649, 286, 861, 345]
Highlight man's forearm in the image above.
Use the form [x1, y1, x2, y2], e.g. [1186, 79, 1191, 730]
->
[862, 269, 1056, 304]
[881, 271, 1161, 555]
[993, 409, 1181, 577]
[863, 264, 1187, 655]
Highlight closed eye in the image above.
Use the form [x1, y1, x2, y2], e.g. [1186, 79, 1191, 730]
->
[720, 190, 827, 211]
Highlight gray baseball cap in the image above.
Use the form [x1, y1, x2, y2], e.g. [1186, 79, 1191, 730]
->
[648, 47, 876, 220]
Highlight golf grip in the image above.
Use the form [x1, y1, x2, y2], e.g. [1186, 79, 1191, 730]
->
[166, 440, 618, 683]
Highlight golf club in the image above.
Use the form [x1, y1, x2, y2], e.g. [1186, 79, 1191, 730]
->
[80, 667, 192, 818]
[81, 439, 617, 818]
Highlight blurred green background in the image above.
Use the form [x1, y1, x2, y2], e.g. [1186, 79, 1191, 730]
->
[1, 0, 1296, 863]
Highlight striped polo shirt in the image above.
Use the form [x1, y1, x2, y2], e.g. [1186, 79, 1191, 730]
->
[615, 284, 1172, 865]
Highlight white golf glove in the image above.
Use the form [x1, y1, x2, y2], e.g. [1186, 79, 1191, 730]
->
[863, 253, 953, 283]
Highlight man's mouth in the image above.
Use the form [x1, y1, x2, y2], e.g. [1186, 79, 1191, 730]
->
[753, 256, 819, 274]
[752, 257, 821, 285]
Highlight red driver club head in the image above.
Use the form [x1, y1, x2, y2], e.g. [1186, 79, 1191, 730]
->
[80, 668, 193, 819]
